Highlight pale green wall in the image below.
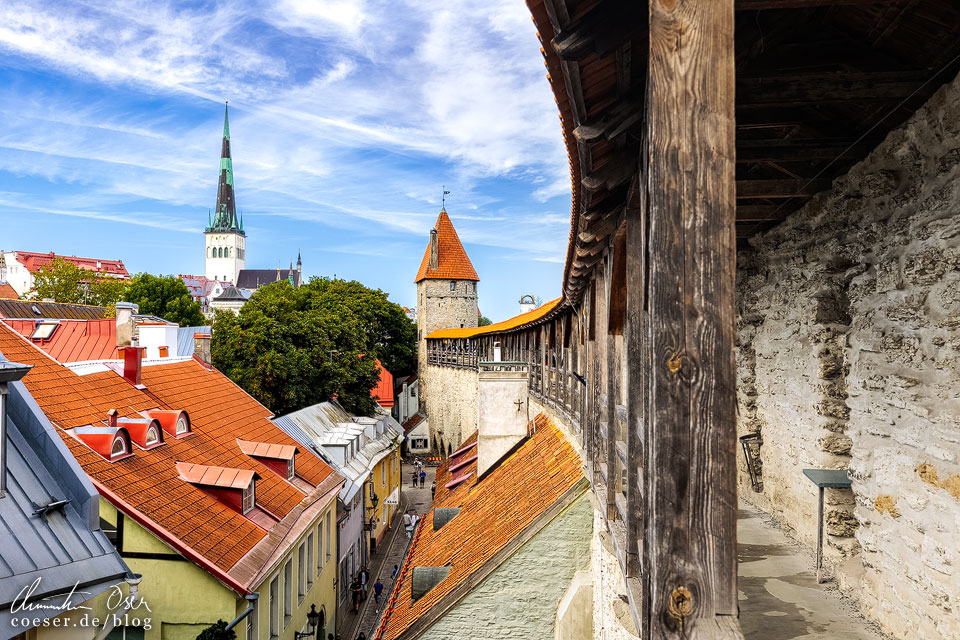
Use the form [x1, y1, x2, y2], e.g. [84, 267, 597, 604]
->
[421, 494, 592, 640]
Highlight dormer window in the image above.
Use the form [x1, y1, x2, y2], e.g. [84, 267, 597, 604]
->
[110, 435, 127, 456]
[145, 427, 159, 446]
[287, 458, 295, 481]
[176, 417, 188, 435]
[242, 483, 255, 514]
[142, 409, 191, 439]
[31, 322, 58, 340]
[236, 439, 299, 483]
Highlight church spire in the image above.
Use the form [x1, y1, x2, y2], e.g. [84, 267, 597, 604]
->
[209, 101, 244, 235]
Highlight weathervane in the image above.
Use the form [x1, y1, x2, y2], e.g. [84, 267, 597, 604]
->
[442, 186, 451, 209]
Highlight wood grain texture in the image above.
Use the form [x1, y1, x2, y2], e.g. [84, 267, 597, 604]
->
[645, 0, 740, 637]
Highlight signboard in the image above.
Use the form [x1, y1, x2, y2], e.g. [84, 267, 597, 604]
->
[383, 487, 399, 505]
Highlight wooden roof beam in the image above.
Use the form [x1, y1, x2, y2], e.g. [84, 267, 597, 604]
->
[736, 138, 878, 162]
[738, 70, 945, 107]
[736, 178, 831, 198]
[573, 93, 645, 143]
[736, 0, 897, 8]
[552, 1, 646, 62]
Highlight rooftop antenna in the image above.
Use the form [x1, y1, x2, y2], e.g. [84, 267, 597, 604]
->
[442, 186, 450, 210]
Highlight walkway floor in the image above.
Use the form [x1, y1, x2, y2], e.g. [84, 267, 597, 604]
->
[340, 462, 437, 640]
[738, 506, 887, 639]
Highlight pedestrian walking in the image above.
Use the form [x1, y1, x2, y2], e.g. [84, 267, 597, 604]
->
[430, 480, 436, 499]
[419, 469, 426, 487]
[411, 512, 419, 530]
[374, 577, 384, 610]
[359, 566, 370, 600]
[350, 577, 362, 612]
[391, 564, 399, 581]
[411, 470, 418, 488]
[403, 511, 413, 539]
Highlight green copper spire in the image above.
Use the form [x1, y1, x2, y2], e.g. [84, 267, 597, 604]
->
[208, 101, 244, 235]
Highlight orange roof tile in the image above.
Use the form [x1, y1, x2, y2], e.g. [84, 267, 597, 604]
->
[414, 210, 479, 282]
[426, 297, 563, 339]
[176, 462, 257, 490]
[375, 414, 584, 639]
[0, 323, 340, 580]
[0, 283, 17, 299]
[372, 359, 394, 408]
[402, 413, 425, 434]
[237, 439, 297, 461]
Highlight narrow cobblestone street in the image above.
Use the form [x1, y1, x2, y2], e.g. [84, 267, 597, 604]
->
[339, 461, 437, 640]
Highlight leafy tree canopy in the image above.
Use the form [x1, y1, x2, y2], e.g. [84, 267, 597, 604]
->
[478, 315, 492, 326]
[196, 620, 236, 640]
[123, 274, 206, 327]
[211, 278, 414, 416]
[31, 257, 128, 307]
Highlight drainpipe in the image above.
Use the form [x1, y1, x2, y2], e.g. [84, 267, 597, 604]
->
[92, 575, 142, 640]
[225, 593, 260, 632]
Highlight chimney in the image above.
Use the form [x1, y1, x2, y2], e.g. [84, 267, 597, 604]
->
[115, 301, 139, 347]
[119, 346, 145, 388]
[476, 361, 529, 479]
[519, 295, 535, 314]
[106, 409, 118, 427]
[428, 229, 439, 271]
[194, 333, 211, 364]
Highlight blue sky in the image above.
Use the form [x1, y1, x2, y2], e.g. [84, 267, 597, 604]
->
[0, 0, 572, 321]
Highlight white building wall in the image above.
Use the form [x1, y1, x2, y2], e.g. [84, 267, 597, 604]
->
[204, 231, 245, 283]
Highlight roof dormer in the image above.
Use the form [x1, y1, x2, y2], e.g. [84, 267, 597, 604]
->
[175, 461, 260, 515]
[72, 426, 133, 462]
[115, 414, 165, 450]
[236, 439, 298, 481]
[142, 409, 192, 439]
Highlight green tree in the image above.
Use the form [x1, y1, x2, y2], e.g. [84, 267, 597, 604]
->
[31, 257, 127, 306]
[478, 315, 492, 326]
[211, 280, 385, 416]
[195, 620, 236, 640]
[123, 274, 206, 326]
[302, 278, 417, 378]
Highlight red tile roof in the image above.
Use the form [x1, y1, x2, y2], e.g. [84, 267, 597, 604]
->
[0, 283, 18, 299]
[414, 210, 479, 282]
[426, 297, 562, 339]
[372, 359, 394, 408]
[237, 439, 297, 461]
[0, 323, 340, 581]
[176, 462, 257, 490]
[11, 251, 130, 278]
[375, 414, 584, 639]
[402, 413, 425, 434]
[4, 318, 118, 362]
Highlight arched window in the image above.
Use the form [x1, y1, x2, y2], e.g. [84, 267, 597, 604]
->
[218, 247, 224, 258]
[145, 427, 158, 446]
[110, 436, 127, 458]
[176, 417, 188, 435]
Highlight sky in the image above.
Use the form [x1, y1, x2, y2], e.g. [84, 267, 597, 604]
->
[0, 0, 572, 322]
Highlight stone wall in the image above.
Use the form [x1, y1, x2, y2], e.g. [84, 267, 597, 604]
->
[421, 364, 478, 453]
[737, 71, 960, 639]
[420, 494, 592, 640]
[591, 509, 639, 640]
[416, 278, 478, 414]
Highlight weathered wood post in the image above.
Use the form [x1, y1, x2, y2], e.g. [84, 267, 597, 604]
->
[643, 0, 741, 637]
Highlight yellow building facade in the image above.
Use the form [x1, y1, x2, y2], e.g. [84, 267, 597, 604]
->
[368, 449, 403, 549]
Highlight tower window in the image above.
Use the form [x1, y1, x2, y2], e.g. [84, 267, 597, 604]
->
[450, 281, 456, 291]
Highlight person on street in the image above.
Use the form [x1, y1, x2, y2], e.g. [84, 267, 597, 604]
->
[359, 566, 370, 600]
[411, 512, 419, 530]
[411, 470, 418, 488]
[403, 511, 413, 539]
[391, 564, 399, 581]
[419, 469, 426, 487]
[374, 577, 384, 610]
[350, 577, 362, 612]
[430, 480, 436, 499]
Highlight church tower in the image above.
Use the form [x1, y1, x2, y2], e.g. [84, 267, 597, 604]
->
[204, 103, 246, 283]
[415, 208, 479, 445]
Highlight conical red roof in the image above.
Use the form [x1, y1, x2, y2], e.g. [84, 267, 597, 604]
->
[414, 209, 479, 282]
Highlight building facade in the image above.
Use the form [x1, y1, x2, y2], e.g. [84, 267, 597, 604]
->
[0, 250, 129, 298]
[204, 104, 246, 284]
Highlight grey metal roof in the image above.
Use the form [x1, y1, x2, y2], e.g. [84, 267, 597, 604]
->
[177, 325, 212, 357]
[214, 285, 250, 302]
[0, 299, 109, 320]
[0, 365, 129, 627]
[236, 269, 301, 290]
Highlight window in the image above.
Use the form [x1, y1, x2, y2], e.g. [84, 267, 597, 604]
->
[31, 322, 58, 340]
[283, 559, 292, 627]
[382, 462, 386, 488]
[412, 438, 428, 449]
[307, 532, 314, 588]
[269, 576, 279, 639]
[242, 482, 255, 514]
[287, 457, 295, 480]
[110, 436, 127, 459]
[450, 280, 456, 291]
[317, 522, 323, 574]
[144, 427, 158, 446]
[176, 418, 188, 435]
[104, 627, 145, 640]
[298, 542, 306, 603]
[325, 512, 331, 559]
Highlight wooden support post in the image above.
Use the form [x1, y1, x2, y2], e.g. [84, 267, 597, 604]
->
[603, 252, 618, 521]
[625, 174, 644, 578]
[645, 0, 741, 637]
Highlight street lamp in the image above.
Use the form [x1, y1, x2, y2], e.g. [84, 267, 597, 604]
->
[294, 604, 322, 638]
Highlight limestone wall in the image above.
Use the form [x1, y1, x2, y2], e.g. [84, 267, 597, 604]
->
[737, 71, 960, 639]
[420, 495, 592, 640]
[416, 278, 478, 410]
[421, 364, 478, 453]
